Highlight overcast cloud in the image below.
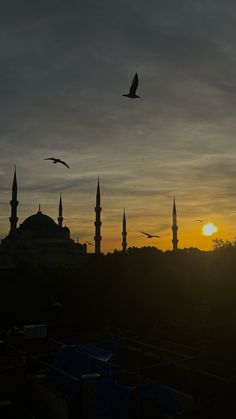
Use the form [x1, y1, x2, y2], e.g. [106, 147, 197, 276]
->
[1, 0, 236, 250]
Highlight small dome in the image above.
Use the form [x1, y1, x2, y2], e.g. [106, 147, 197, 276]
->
[21, 210, 58, 233]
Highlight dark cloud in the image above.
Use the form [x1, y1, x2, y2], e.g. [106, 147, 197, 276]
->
[1, 1, 236, 250]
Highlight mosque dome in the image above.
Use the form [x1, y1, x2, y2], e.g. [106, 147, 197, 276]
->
[20, 210, 59, 234]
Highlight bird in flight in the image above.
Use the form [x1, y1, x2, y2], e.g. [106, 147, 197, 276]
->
[123, 73, 140, 99]
[141, 231, 160, 238]
[85, 241, 94, 246]
[44, 158, 70, 168]
[195, 219, 207, 223]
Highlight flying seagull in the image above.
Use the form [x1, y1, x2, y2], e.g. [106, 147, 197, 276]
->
[85, 241, 94, 246]
[141, 231, 160, 238]
[123, 73, 140, 99]
[195, 219, 207, 223]
[44, 158, 70, 168]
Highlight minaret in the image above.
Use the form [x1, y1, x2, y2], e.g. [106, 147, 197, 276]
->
[122, 210, 127, 253]
[172, 197, 178, 251]
[9, 166, 18, 234]
[58, 194, 63, 228]
[94, 178, 102, 254]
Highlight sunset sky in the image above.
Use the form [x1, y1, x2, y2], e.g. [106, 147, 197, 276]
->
[1, 1, 236, 252]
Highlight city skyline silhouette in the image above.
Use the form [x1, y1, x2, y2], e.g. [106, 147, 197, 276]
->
[0, 164, 231, 252]
[1, 168, 182, 255]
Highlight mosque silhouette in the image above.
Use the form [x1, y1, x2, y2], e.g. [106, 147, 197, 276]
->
[0, 168, 179, 268]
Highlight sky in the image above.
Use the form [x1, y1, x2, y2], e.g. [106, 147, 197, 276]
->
[1, 0, 236, 252]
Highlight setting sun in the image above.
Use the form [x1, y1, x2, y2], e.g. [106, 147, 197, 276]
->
[202, 223, 218, 237]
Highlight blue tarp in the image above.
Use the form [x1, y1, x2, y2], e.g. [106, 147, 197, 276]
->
[53, 341, 183, 417]
[140, 381, 182, 415]
[53, 341, 118, 392]
[95, 378, 137, 419]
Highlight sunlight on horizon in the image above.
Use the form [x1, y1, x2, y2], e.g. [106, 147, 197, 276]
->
[202, 223, 218, 237]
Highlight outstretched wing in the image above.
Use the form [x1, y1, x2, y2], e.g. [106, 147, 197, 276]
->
[141, 231, 149, 237]
[129, 73, 138, 95]
[154, 235, 160, 238]
[44, 157, 56, 162]
[59, 160, 70, 168]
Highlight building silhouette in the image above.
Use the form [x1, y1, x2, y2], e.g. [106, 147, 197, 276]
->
[172, 197, 178, 251]
[94, 178, 102, 255]
[9, 166, 18, 234]
[122, 210, 127, 253]
[58, 193, 63, 228]
[1, 170, 182, 263]
[0, 169, 87, 268]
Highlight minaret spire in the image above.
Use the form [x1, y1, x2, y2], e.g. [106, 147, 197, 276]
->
[94, 177, 102, 254]
[172, 197, 178, 251]
[122, 209, 127, 253]
[58, 193, 63, 228]
[9, 166, 19, 234]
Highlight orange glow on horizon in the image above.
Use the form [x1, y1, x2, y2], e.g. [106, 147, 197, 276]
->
[0, 200, 234, 254]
